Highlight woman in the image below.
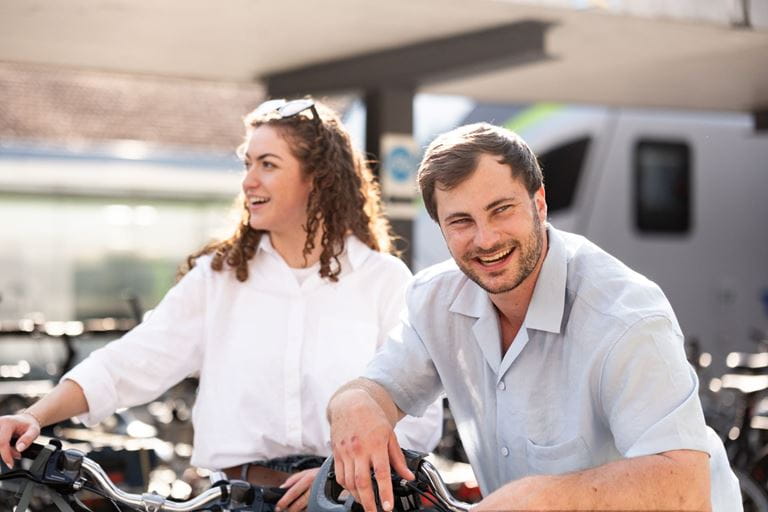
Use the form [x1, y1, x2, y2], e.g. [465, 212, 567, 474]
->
[0, 98, 442, 512]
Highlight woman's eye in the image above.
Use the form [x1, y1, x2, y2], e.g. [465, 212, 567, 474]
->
[262, 161, 276, 169]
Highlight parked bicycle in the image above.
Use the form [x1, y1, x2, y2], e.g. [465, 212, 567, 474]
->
[717, 349, 768, 511]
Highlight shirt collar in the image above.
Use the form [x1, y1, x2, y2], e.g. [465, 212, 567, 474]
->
[256, 233, 280, 260]
[256, 232, 372, 271]
[343, 235, 373, 270]
[448, 224, 566, 334]
[526, 225, 566, 334]
[449, 276, 493, 318]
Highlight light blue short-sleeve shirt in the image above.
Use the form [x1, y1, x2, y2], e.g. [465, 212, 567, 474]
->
[365, 226, 741, 511]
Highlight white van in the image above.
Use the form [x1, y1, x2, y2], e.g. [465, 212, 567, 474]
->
[414, 104, 768, 367]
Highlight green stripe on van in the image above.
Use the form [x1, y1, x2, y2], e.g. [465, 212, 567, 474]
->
[504, 103, 563, 133]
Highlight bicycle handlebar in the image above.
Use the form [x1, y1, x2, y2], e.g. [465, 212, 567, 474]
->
[307, 449, 471, 512]
[2, 439, 272, 511]
[79, 456, 229, 511]
[4, 440, 471, 512]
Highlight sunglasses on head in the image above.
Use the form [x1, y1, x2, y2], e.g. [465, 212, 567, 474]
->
[254, 98, 319, 126]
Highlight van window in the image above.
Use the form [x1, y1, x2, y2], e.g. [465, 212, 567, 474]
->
[635, 140, 691, 233]
[537, 137, 590, 212]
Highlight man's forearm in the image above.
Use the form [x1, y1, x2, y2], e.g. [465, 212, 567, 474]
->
[328, 378, 405, 427]
[476, 450, 711, 511]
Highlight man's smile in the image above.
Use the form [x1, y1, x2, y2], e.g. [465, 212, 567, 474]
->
[476, 246, 514, 265]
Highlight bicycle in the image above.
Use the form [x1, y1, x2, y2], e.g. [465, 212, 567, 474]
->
[716, 350, 768, 512]
[687, 336, 768, 511]
[308, 449, 471, 512]
[0, 439, 469, 512]
[0, 438, 288, 511]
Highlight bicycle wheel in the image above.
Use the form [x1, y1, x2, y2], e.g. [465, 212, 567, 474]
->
[736, 468, 768, 512]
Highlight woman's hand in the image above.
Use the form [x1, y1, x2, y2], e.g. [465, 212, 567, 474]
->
[0, 412, 41, 468]
[275, 467, 320, 512]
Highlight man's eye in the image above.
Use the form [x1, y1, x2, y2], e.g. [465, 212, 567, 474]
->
[494, 205, 511, 214]
[450, 218, 471, 226]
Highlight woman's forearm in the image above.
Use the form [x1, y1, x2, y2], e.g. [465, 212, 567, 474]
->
[25, 379, 89, 427]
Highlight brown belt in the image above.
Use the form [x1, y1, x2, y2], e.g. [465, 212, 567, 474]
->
[223, 463, 291, 487]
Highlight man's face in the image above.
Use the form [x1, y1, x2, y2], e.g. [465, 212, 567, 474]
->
[435, 153, 547, 295]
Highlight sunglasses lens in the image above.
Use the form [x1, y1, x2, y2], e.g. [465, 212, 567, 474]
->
[254, 99, 287, 117]
[279, 99, 314, 118]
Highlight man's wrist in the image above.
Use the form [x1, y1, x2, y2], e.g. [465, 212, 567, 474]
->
[328, 379, 376, 423]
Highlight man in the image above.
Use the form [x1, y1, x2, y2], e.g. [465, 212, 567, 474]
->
[327, 123, 740, 511]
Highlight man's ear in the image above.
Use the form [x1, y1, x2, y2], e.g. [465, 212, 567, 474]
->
[534, 185, 547, 222]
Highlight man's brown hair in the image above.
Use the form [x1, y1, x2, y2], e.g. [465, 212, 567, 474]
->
[418, 122, 543, 221]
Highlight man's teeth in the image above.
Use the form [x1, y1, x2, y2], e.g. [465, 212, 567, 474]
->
[478, 248, 513, 264]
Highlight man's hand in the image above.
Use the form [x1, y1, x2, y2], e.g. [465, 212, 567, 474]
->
[0, 412, 41, 468]
[275, 468, 320, 512]
[328, 381, 412, 512]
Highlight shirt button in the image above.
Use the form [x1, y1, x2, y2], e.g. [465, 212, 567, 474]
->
[501, 446, 509, 457]
[497, 381, 506, 391]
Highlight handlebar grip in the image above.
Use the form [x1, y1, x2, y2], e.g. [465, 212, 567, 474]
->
[12, 438, 46, 460]
[8, 438, 83, 487]
[308, 456, 345, 512]
[261, 486, 288, 504]
[307, 450, 427, 512]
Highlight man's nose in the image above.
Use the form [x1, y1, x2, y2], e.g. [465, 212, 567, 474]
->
[473, 223, 502, 250]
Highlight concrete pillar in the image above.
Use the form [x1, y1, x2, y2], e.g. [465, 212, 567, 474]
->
[364, 87, 417, 267]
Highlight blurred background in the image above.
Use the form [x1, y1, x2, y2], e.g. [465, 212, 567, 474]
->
[0, 0, 767, 508]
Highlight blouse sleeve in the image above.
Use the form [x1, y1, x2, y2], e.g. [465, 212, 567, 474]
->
[62, 261, 209, 426]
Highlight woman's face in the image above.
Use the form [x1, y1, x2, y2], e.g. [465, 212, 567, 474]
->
[241, 125, 312, 240]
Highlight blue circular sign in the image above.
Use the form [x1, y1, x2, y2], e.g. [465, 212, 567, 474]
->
[387, 146, 414, 183]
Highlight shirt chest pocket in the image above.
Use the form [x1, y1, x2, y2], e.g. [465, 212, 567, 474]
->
[524, 435, 592, 476]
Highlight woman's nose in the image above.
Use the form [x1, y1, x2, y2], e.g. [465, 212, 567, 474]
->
[242, 167, 259, 189]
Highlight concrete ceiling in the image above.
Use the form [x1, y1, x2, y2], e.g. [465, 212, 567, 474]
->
[1, 0, 767, 112]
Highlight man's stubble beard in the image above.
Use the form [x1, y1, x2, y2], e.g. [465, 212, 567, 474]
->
[455, 206, 544, 295]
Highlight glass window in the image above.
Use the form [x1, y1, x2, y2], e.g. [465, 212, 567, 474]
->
[537, 137, 590, 212]
[635, 140, 691, 233]
[0, 194, 232, 321]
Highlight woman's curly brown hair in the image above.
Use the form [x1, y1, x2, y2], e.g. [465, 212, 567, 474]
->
[179, 98, 397, 282]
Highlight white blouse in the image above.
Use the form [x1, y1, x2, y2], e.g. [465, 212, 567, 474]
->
[63, 235, 443, 470]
